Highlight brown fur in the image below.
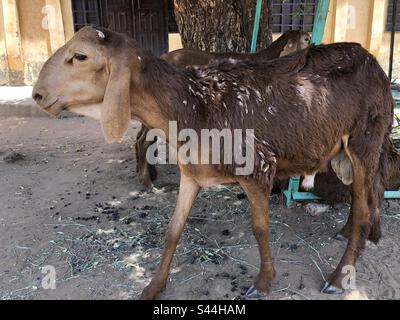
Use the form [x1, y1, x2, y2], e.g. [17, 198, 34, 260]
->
[33, 27, 395, 299]
[137, 30, 310, 188]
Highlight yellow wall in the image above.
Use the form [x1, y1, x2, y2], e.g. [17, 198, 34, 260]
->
[0, 0, 399, 85]
[60, 0, 74, 41]
[0, 1, 10, 85]
[168, 33, 183, 52]
[0, 0, 72, 85]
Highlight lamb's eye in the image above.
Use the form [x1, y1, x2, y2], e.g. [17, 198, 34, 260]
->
[74, 53, 88, 62]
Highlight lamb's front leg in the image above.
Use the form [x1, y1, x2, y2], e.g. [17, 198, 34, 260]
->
[240, 180, 276, 298]
[140, 174, 200, 300]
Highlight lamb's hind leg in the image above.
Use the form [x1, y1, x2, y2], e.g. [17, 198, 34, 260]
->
[240, 180, 276, 298]
[335, 213, 353, 242]
[335, 163, 383, 244]
[140, 174, 200, 300]
[336, 183, 382, 244]
[366, 172, 384, 244]
[323, 149, 372, 294]
[335, 136, 385, 243]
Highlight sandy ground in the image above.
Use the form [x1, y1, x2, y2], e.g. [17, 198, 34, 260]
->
[1, 117, 400, 300]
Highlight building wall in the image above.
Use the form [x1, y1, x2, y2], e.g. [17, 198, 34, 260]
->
[168, 33, 183, 52]
[0, 0, 398, 85]
[0, 0, 72, 85]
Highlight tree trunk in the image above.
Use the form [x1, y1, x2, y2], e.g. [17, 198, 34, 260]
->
[173, 0, 272, 52]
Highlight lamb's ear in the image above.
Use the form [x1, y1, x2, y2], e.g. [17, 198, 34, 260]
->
[101, 57, 132, 144]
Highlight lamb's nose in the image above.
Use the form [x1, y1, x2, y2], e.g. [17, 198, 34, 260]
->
[32, 92, 43, 103]
[33, 93, 43, 102]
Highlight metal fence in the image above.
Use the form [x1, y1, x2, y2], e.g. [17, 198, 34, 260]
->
[271, 0, 319, 33]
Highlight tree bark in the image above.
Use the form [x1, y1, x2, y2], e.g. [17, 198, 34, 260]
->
[173, 0, 272, 53]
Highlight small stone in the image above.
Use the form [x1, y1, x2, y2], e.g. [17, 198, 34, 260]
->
[129, 191, 140, 200]
[305, 203, 330, 217]
[139, 212, 148, 219]
[236, 193, 247, 200]
[2, 151, 24, 163]
[113, 242, 120, 249]
[239, 265, 248, 275]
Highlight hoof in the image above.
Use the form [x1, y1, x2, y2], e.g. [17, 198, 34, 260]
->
[137, 172, 155, 191]
[321, 282, 344, 295]
[137, 182, 154, 192]
[148, 165, 158, 182]
[140, 290, 157, 300]
[245, 285, 268, 299]
[140, 286, 162, 300]
[140, 280, 166, 300]
[334, 233, 348, 242]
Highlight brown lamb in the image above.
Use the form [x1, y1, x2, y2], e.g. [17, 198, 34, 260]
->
[33, 27, 394, 299]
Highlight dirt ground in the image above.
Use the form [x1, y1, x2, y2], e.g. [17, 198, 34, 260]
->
[1, 117, 400, 300]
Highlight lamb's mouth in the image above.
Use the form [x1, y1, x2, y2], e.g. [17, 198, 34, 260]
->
[43, 99, 59, 110]
[41, 99, 66, 116]
[65, 103, 103, 120]
[42, 100, 102, 120]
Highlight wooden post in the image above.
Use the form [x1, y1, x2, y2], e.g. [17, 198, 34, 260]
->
[60, 0, 74, 41]
[250, 0, 263, 53]
[367, 0, 386, 57]
[312, 0, 331, 44]
[44, 0, 66, 54]
[1, 0, 23, 77]
[332, 0, 349, 42]
[389, 0, 398, 80]
[0, 1, 8, 84]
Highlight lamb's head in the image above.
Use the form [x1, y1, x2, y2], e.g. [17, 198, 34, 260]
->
[33, 26, 142, 143]
[280, 31, 311, 57]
